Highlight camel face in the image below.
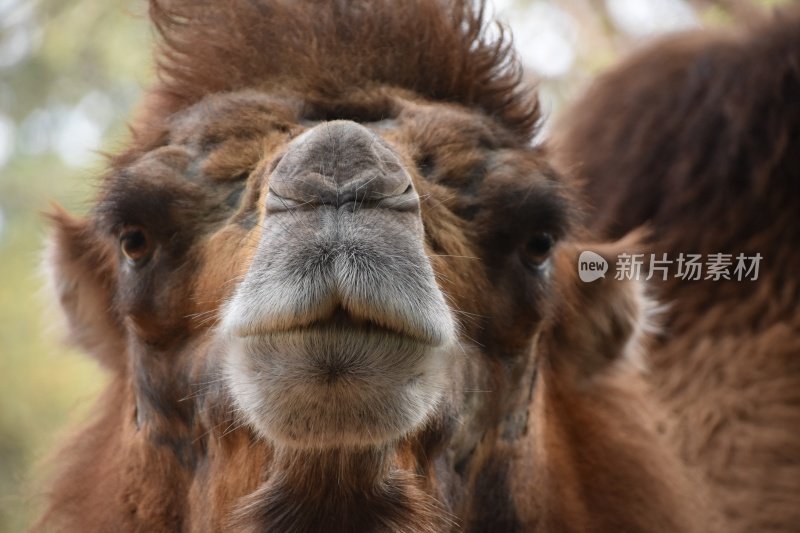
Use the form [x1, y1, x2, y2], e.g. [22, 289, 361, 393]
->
[222, 120, 456, 447]
[95, 87, 570, 452]
[43, 78, 581, 528]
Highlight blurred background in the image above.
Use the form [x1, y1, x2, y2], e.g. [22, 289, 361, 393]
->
[0, 0, 790, 529]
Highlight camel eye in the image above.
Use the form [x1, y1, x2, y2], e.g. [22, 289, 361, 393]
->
[119, 226, 152, 265]
[523, 232, 555, 269]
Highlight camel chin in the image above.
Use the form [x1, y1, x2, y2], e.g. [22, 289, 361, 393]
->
[225, 326, 452, 448]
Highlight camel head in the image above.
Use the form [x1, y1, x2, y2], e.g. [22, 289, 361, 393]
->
[40, 2, 699, 531]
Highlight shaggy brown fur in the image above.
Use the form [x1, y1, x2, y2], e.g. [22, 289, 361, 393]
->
[553, 7, 800, 533]
[38, 1, 712, 531]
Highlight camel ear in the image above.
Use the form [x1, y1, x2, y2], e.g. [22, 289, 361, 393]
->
[43, 205, 127, 372]
[545, 232, 656, 379]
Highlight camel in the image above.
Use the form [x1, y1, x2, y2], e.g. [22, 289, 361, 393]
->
[553, 7, 800, 533]
[38, 1, 710, 531]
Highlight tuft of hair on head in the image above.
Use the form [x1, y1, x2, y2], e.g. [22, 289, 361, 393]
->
[145, 0, 540, 140]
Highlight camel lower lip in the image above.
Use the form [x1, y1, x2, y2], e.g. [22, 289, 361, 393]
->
[233, 325, 435, 376]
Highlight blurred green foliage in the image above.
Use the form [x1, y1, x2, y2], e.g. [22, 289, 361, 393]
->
[1, 1, 150, 529]
[0, 157, 100, 531]
[0, 0, 785, 530]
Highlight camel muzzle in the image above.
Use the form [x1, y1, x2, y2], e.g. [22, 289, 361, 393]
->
[220, 120, 455, 448]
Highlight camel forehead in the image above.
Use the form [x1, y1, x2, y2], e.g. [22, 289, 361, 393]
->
[160, 89, 513, 161]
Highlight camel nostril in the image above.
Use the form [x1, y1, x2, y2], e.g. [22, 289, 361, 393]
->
[268, 120, 415, 210]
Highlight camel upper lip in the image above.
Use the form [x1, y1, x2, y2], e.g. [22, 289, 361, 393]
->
[222, 202, 456, 349]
